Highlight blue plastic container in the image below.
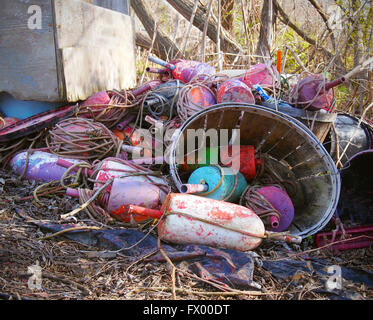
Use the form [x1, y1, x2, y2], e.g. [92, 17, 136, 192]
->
[0, 93, 60, 120]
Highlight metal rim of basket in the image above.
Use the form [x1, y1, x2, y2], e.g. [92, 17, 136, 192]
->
[168, 102, 341, 239]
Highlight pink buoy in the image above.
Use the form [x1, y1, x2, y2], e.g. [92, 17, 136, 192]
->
[57, 157, 168, 198]
[216, 79, 255, 104]
[147, 56, 216, 83]
[81, 91, 111, 107]
[242, 63, 277, 89]
[290, 74, 345, 112]
[177, 84, 216, 120]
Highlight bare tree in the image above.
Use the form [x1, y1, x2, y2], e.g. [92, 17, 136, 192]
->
[255, 0, 273, 62]
[166, 0, 243, 60]
[221, 0, 235, 32]
[131, 0, 182, 60]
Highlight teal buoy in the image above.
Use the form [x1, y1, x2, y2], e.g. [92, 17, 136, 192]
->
[187, 166, 247, 202]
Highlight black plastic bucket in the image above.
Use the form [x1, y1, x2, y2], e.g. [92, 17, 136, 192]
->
[324, 113, 373, 166]
[337, 150, 373, 225]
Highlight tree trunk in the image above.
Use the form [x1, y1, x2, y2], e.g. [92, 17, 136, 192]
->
[308, 0, 336, 50]
[131, 0, 182, 61]
[255, 0, 273, 62]
[221, 0, 235, 32]
[166, 0, 243, 60]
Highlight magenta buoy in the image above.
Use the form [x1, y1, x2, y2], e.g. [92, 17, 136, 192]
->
[81, 91, 110, 106]
[216, 79, 255, 104]
[242, 63, 277, 89]
[256, 186, 294, 232]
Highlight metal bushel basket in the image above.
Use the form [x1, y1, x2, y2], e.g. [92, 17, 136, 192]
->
[169, 103, 341, 238]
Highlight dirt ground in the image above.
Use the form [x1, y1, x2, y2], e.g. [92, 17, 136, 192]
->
[0, 168, 372, 301]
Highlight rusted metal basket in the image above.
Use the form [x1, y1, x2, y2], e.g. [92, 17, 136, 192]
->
[169, 103, 341, 238]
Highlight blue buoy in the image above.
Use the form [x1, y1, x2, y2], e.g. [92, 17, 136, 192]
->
[187, 166, 247, 202]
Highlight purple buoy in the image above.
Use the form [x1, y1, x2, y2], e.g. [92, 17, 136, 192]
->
[256, 186, 295, 232]
[10, 151, 87, 182]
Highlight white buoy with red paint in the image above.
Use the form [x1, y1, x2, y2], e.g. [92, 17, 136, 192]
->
[124, 193, 302, 251]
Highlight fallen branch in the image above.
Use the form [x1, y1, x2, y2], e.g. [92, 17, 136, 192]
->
[158, 237, 177, 300]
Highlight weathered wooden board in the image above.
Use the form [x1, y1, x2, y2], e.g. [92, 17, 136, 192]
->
[0, 0, 60, 101]
[54, 0, 133, 49]
[61, 46, 136, 101]
[83, 0, 130, 15]
[54, 0, 136, 101]
[0, 0, 136, 102]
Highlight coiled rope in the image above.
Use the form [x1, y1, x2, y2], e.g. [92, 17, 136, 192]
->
[75, 89, 140, 129]
[239, 184, 282, 227]
[46, 118, 122, 161]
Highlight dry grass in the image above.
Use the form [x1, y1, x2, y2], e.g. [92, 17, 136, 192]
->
[0, 168, 372, 300]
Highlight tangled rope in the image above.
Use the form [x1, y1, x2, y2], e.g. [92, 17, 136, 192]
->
[89, 157, 170, 195]
[76, 89, 139, 129]
[59, 157, 171, 224]
[0, 131, 46, 169]
[76, 188, 112, 223]
[176, 83, 216, 121]
[142, 80, 184, 121]
[239, 184, 282, 228]
[46, 118, 122, 160]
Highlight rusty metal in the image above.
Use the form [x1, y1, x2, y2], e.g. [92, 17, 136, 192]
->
[0, 117, 19, 129]
[0, 105, 77, 143]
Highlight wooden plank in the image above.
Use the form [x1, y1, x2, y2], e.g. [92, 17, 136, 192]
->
[84, 0, 130, 15]
[0, 0, 60, 101]
[54, 0, 136, 101]
[60, 46, 136, 101]
[54, 0, 134, 49]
